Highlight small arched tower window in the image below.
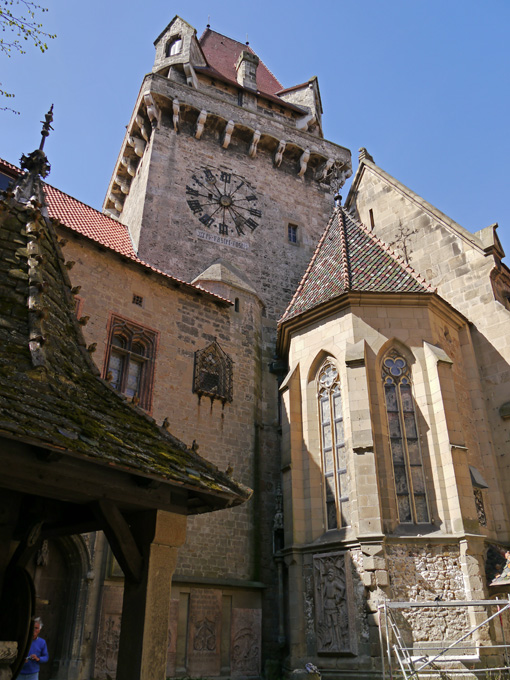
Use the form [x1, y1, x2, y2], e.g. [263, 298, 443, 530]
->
[166, 36, 182, 57]
[382, 351, 429, 524]
[193, 340, 233, 404]
[317, 360, 349, 530]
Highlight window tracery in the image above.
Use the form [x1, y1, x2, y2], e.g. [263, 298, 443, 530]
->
[317, 360, 349, 530]
[193, 341, 233, 404]
[104, 317, 157, 411]
[382, 351, 429, 523]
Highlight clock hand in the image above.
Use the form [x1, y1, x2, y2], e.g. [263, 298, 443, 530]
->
[229, 180, 245, 198]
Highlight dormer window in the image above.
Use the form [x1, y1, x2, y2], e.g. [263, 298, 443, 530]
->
[166, 36, 182, 57]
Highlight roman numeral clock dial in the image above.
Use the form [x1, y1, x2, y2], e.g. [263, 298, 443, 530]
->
[186, 168, 262, 240]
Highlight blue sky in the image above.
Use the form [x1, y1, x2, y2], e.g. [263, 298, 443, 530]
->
[2, 0, 509, 258]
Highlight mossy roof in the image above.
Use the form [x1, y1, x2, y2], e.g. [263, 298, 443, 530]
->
[0, 155, 251, 512]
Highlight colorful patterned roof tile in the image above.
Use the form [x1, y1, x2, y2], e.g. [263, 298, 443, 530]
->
[280, 207, 434, 323]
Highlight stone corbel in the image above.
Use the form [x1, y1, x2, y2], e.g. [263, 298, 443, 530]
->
[222, 120, 235, 149]
[121, 156, 137, 177]
[297, 149, 310, 177]
[114, 176, 131, 194]
[172, 99, 180, 132]
[296, 112, 316, 131]
[274, 140, 286, 167]
[127, 135, 146, 157]
[109, 193, 124, 212]
[315, 157, 335, 182]
[195, 110, 207, 139]
[143, 92, 160, 128]
[183, 62, 198, 89]
[105, 208, 120, 219]
[248, 129, 261, 158]
[135, 114, 150, 142]
[336, 164, 352, 188]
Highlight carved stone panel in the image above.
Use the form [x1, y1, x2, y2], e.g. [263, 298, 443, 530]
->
[313, 551, 355, 655]
[231, 608, 261, 677]
[93, 584, 123, 679]
[166, 598, 179, 678]
[187, 588, 222, 676]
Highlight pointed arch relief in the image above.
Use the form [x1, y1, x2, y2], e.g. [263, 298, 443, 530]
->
[307, 349, 338, 385]
[193, 340, 233, 406]
[380, 346, 430, 524]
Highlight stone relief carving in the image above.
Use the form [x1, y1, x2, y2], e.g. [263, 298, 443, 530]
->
[232, 626, 259, 673]
[193, 617, 216, 652]
[95, 615, 121, 675]
[313, 552, 352, 654]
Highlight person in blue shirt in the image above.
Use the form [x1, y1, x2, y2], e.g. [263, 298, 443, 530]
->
[19, 617, 49, 679]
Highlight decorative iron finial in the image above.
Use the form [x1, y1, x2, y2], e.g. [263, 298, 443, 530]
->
[207, 15, 210, 28]
[246, 33, 249, 46]
[39, 105, 54, 151]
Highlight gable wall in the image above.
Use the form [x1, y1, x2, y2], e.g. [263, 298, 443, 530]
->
[351, 165, 510, 503]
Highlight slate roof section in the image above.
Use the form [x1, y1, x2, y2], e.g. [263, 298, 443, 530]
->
[199, 28, 283, 96]
[0, 158, 232, 306]
[280, 207, 434, 323]
[0, 153, 251, 511]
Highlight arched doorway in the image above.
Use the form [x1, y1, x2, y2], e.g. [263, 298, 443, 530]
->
[26, 535, 91, 680]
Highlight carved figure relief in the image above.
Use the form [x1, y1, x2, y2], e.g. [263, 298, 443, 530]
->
[232, 627, 259, 673]
[95, 615, 121, 674]
[313, 552, 353, 654]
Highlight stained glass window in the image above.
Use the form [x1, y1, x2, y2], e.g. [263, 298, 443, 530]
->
[318, 361, 350, 530]
[382, 352, 429, 523]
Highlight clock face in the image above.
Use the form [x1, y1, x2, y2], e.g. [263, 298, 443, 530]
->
[186, 167, 262, 238]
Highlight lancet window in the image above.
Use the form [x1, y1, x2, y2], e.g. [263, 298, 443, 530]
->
[317, 360, 349, 530]
[382, 351, 429, 523]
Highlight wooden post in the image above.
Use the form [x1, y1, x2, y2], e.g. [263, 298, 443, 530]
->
[116, 509, 187, 680]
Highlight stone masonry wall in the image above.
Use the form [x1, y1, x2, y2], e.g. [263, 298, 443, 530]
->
[60, 232, 260, 581]
[386, 543, 468, 643]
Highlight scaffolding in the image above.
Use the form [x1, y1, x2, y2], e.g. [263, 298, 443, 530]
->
[378, 599, 510, 680]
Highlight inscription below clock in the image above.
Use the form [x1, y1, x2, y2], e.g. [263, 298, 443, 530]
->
[186, 168, 262, 237]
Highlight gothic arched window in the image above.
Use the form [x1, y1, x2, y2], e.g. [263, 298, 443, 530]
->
[104, 317, 158, 411]
[382, 351, 429, 524]
[317, 360, 349, 530]
[193, 341, 233, 404]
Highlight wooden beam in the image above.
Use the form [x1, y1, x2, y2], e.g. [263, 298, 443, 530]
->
[92, 500, 143, 583]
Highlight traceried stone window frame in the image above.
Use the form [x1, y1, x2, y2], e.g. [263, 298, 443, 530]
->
[382, 350, 430, 524]
[317, 360, 350, 530]
[193, 340, 233, 405]
[104, 315, 158, 412]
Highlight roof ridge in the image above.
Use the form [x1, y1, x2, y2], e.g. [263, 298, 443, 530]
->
[342, 208, 436, 293]
[280, 209, 338, 323]
[338, 208, 351, 291]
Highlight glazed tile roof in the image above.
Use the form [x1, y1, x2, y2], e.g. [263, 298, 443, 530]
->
[280, 207, 433, 323]
[0, 158, 231, 305]
[199, 28, 283, 97]
[0, 153, 251, 511]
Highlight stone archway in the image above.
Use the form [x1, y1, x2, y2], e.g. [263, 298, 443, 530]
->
[26, 534, 92, 680]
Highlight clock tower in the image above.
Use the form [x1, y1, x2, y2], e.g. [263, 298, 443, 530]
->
[101, 15, 352, 676]
[103, 15, 351, 320]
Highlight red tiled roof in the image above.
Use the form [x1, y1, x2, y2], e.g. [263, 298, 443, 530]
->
[280, 208, 434, 324]
[44, 184, 137, 258]
[199, 28, 282, 96]
[0, 158, 231, 304]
